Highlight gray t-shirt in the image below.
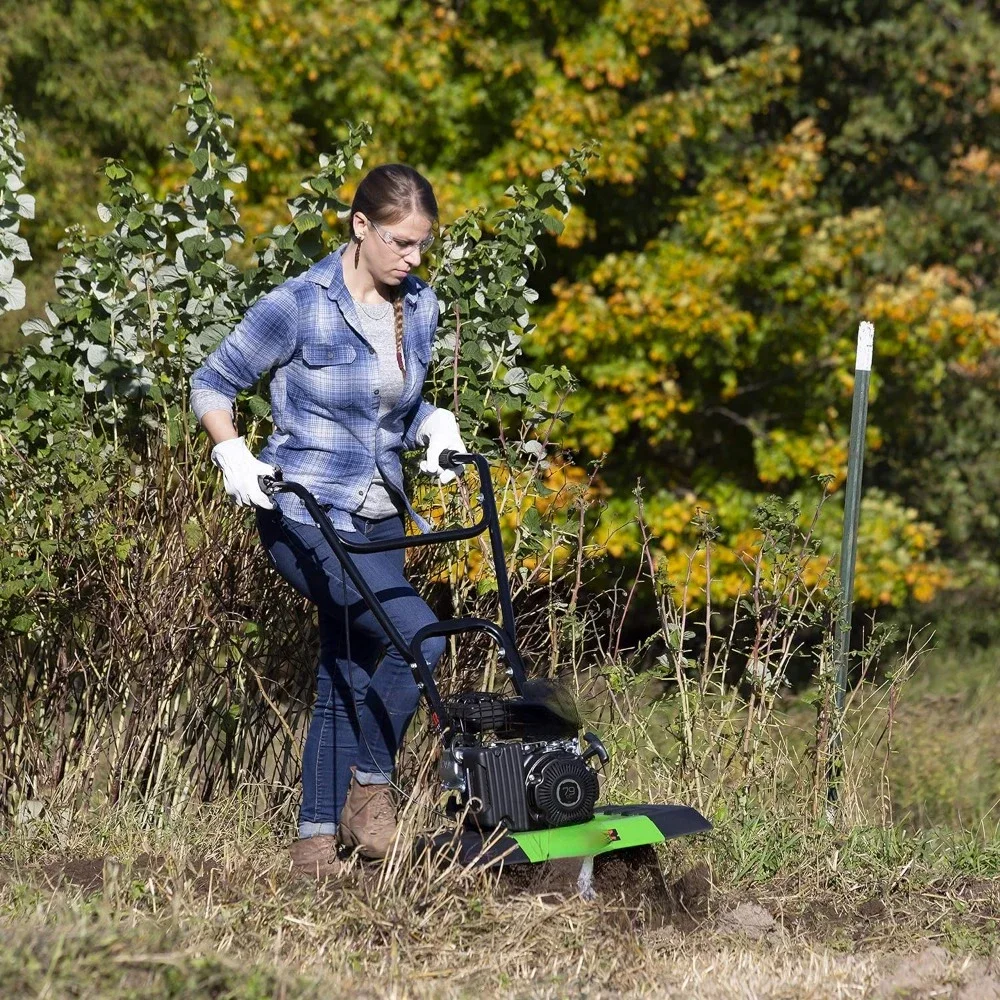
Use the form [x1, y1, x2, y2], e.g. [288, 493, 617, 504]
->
[353, 296, 406, 519]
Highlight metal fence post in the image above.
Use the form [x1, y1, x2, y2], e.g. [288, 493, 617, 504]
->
[828, 320, 874, 814]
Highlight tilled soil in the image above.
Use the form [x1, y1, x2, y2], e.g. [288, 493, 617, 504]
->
[24, 852, 227, 896]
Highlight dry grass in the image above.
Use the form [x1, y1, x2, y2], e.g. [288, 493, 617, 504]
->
[2, 793, 999, 999]
[3, 451, 1000, 996]
[5, 658, 1000, 1000]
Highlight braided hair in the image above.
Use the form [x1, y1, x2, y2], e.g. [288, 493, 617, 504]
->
[349, 164, 438, 374]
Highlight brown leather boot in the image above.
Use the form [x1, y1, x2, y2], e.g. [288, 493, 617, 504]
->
[338, 778, 398, 859]
[288, 834, 342, 878]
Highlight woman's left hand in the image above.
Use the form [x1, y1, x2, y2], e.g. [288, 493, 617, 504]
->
[417, 408, 467, 484]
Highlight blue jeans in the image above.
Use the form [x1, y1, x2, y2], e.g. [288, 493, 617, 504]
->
[256, 508, 446, 838]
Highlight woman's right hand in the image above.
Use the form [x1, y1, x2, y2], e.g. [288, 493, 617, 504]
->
[210, 436, 277, 509]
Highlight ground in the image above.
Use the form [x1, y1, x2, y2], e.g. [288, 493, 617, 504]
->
[3, 647, 998, 997]
[2, 808, 998, 999]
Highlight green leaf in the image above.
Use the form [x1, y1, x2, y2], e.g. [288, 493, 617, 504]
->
[521, 506, 542, 534]
[539, 213, 564, 236]
[25, 388, 50, 412]
[247, 394, 271, 418]
[293, 212, 322, 232]
[8, 613, 37, 633]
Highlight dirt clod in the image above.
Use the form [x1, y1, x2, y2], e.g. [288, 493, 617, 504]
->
[32, 853, 224, 897]
[858, 896, 888, 921]
[718, 901, 776, 939]
[499, 844, 672, 924]
[874, 945, 949, 998]
[667, 862, 712, 922]
[958, 972, 1000, 1000]
[501, 856, 584, 901]
[47, 858, 104, 891]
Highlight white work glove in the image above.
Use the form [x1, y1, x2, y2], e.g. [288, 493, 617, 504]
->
[417, 408, 467, 485]
[211, 436, 276, 509]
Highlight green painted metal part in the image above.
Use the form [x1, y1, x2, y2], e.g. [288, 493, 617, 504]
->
[419, 804, 711, 866]
[510, 812, 665, 863]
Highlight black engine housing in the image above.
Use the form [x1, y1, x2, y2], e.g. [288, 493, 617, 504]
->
[445, 739, 599, 832]
[439, 690, 603, 833]
[524, 748, 598, 827]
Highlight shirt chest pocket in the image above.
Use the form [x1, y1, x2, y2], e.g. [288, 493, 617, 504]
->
[296, 341, 361, 410]
[302, 342, 357, 367]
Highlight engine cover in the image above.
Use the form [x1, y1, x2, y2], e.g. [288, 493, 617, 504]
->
[453, 740, 599, 832]
[525, 750, 599, 827]
[462, 742, 531, 831]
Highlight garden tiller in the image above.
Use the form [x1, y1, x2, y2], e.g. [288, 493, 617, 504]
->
[260, 451, 710, 879]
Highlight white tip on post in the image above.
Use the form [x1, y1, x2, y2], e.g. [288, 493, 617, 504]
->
[855, 321, 874, 371]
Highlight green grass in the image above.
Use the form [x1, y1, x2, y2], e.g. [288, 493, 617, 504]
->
[3, 635, 999, 998]
[883, 645, 1000, 828]
[3, 792, 999, 999]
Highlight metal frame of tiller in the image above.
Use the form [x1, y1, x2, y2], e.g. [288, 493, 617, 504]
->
[260, 451, 712, 868]
[261, 450, 525, 735]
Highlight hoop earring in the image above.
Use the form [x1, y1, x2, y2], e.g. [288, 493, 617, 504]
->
[354, 239, 362, 268]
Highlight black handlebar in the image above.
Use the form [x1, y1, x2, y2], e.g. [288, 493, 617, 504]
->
[257, 453, 481, 556]
[254, 451, 526, 732]
[438, 447, 465, 472]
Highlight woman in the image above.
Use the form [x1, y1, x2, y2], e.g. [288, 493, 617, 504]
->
[190, 164, 467, 877]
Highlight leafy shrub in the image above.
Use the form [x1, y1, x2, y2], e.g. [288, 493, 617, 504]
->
[0, 59, 596, 812]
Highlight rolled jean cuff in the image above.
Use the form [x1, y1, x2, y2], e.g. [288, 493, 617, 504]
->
[354, 769, 392, 786]
[299, 821, 338, 838]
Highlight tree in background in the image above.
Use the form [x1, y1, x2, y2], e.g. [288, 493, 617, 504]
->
[3, 0, 998, 627]
[0, 0, 218, 327]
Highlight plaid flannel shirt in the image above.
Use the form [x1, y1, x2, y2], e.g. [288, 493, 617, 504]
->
[190, 247, 439, 531]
